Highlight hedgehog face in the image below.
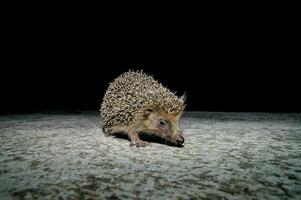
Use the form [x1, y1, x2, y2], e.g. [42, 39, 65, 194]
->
[143, 109, 185, 146]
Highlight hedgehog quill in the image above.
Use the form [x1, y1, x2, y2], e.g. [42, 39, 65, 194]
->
[100, 70, 186, 147]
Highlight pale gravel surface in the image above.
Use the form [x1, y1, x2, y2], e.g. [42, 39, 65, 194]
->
[0, 111, 301, 199]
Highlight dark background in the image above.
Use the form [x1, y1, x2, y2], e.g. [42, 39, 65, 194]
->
[1, 15, 300, 114]
[2, 62, 300, 114]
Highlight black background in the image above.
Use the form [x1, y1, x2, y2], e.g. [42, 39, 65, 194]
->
[1, 14, 300, 114]
[2, 62, 299, 113]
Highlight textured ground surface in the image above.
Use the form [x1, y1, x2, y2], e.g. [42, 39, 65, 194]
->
[0, 111, 301, 200]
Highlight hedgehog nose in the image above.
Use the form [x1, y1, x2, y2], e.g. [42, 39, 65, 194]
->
[176, 136, 185, 144]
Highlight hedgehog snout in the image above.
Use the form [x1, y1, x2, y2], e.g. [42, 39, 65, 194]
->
[176, 135, 185, 145]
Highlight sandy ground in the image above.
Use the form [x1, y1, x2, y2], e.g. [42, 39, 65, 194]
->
[0, 111, 301, 200]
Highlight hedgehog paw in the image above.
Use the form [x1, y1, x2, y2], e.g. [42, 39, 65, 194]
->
[130, 140, 150, 147]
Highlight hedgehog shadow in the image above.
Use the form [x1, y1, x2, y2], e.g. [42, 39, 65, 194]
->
[112, 132, 184, 148]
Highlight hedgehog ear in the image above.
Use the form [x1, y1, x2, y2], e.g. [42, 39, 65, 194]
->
[144, 108, 153, 119]
[180, 91, 187, 103]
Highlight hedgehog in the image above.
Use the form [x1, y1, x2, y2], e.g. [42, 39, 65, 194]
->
[100, 70, 186, 147]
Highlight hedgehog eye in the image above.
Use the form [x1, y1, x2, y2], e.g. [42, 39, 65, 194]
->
[159, 120, 167, 126]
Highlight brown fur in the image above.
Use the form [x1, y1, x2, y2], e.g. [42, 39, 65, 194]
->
[107, 107, 184, 147]
[100, 70, 186, 147]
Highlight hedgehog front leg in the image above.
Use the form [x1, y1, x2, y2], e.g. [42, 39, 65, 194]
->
[128, 131, 150, 147]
